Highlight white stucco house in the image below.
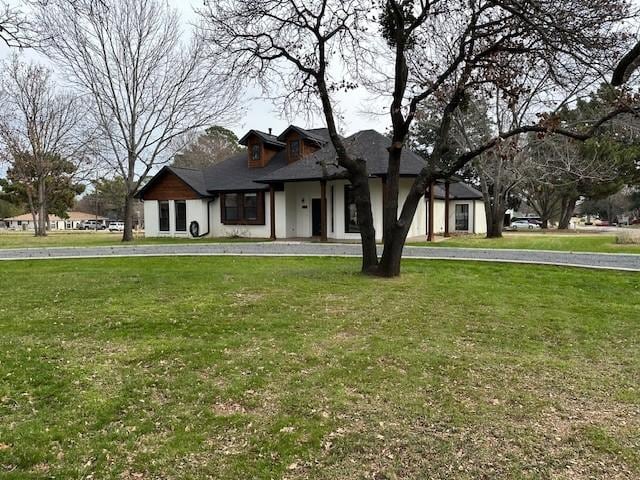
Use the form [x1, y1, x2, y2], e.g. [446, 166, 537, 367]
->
[136, 126, 486, 241]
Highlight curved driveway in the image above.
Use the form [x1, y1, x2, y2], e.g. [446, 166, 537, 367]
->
[0, 242, 639, 271]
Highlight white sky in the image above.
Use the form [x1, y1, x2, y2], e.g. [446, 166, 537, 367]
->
[0, 0, 390, 140]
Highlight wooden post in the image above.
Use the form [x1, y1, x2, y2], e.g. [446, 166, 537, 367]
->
[427, 181, 435, 242]
[381, 176, 386, 243]
[269, 185, 276, 240]
[320, 180, 327, 242]
[444, 181, 451, 237]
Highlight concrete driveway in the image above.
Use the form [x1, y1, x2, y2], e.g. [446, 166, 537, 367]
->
[0, 241, 639, 271]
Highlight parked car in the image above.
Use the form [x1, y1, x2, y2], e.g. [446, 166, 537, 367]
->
[108, 221, 125, 232]
[82, 220, 106, 230]
[510, 219, 541, 230]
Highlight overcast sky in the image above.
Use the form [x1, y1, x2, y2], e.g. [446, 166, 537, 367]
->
[0, 0, 390, 140]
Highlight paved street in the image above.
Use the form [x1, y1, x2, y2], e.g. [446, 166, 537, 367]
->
[0, 241, 639, 271]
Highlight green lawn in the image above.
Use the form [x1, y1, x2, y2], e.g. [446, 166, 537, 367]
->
[410, 233, 640, 254]
[0, 231, 270, 249]
[1, 257, 639, 479]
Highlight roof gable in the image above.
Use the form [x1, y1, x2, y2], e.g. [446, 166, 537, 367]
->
[135, 166, 209, 200]
[238, 130, 285, 149]
[276, 126, 329, 146]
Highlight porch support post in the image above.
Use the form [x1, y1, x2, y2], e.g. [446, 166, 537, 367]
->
[427, 181, 435, 242]
[381, 175, 387, 243]
[269, 185, 276, 240]
[444, 181, 451, 237]
[320, 180, 328, 242]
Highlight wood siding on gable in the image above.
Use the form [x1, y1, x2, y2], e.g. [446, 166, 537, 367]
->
[141, 171, 202, 200]
[247, 136, 279, 168]
[283, 131, 320, 163]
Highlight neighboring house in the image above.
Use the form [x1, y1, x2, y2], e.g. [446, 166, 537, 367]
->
[136, 126, 487, 241]
[3, 211, 108, 230]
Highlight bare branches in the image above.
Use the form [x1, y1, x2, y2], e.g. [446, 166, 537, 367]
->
[0, 2, 32, 47]
[33, 0, 240, 240]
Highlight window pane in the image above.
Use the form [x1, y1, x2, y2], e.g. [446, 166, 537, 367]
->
[344, 185, 359, 233]
[252, 144, 260, 160]
[224, 194, 239, 221]
[244, 193, 258, 220]
[175, 201, 186, 232]
[290, 140, 300, 159]
[455, 204, 469, 231]
[159, 201, 170, 231]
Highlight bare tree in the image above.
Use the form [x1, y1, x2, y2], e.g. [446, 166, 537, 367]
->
[0, 56, 93, 236]
[0, 2, 30, 47]
[200, 0, 635, 276]
[33, 0, 239, 241]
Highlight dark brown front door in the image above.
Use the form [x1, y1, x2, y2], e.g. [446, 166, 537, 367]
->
[312, 198, 322, 236]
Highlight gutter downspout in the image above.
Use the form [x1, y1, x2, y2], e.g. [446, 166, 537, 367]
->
[194, 196, 216, 238]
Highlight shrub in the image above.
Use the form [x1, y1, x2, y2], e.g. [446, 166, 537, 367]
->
[615, 230, 640, 244]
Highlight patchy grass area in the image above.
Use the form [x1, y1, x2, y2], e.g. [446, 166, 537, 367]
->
[1, 257, 639, 479]
[0, 231, 270, 249]
[410, 233, 640, 254]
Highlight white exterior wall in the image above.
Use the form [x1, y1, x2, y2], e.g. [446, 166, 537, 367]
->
[473, 200, 487, 234]
[143, 199, 210, 237]
[142, 181, 487, 239]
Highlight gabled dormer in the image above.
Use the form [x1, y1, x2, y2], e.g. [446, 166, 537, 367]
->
[277, 126, 328, 164]
[238, 129, 285, 168]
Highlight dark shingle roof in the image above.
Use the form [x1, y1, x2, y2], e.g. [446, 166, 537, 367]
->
[256, 130, 429, 183]
[202, 151, 288, 192]
[238, 129, 285, 148]
[138, 127, 483, 198]
[432, 182, 483, 200]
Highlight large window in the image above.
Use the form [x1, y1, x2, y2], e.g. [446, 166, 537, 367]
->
[344, 185, 359, 233]
[175, 201, 186, 232]
[455, 204, 469, 231]
[221, 192, 265, 225]
[159, 201, 170, 232]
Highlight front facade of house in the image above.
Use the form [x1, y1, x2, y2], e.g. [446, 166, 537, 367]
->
[137, 126, 486, 241]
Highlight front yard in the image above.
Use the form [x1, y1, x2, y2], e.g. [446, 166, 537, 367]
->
[410, 232, 640, 254]
[0, 231, 270, 249]
[1, 257, 639, 479]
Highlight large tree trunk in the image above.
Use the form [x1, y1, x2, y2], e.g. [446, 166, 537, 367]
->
[486, 214, 505, 238]
[122, 191, 135, 242]
[352, 171, 378, 273]
[36, 178, 47, 237]
[484, 198, 506, 239]
[558, 195, 577, 230]
[377, 177, 426, 277]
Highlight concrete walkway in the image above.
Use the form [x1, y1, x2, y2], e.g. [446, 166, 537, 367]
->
[0, 242, 639, 271]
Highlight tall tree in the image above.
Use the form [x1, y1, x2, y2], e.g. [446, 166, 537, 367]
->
[173, 126, 243, 169]
[0, 57, 92, 236]
[200, 0, 635, 276]
[33, 0, 239, 241]
[75, 176, 128, 220]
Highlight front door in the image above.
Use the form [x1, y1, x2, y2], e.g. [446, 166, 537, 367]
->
[311, 198, 322, 236]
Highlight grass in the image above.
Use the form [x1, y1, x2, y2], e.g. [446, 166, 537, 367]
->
[409, 232, 640, 254]
[0, 231, 270, 249]
[1, 256, 639, 479]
